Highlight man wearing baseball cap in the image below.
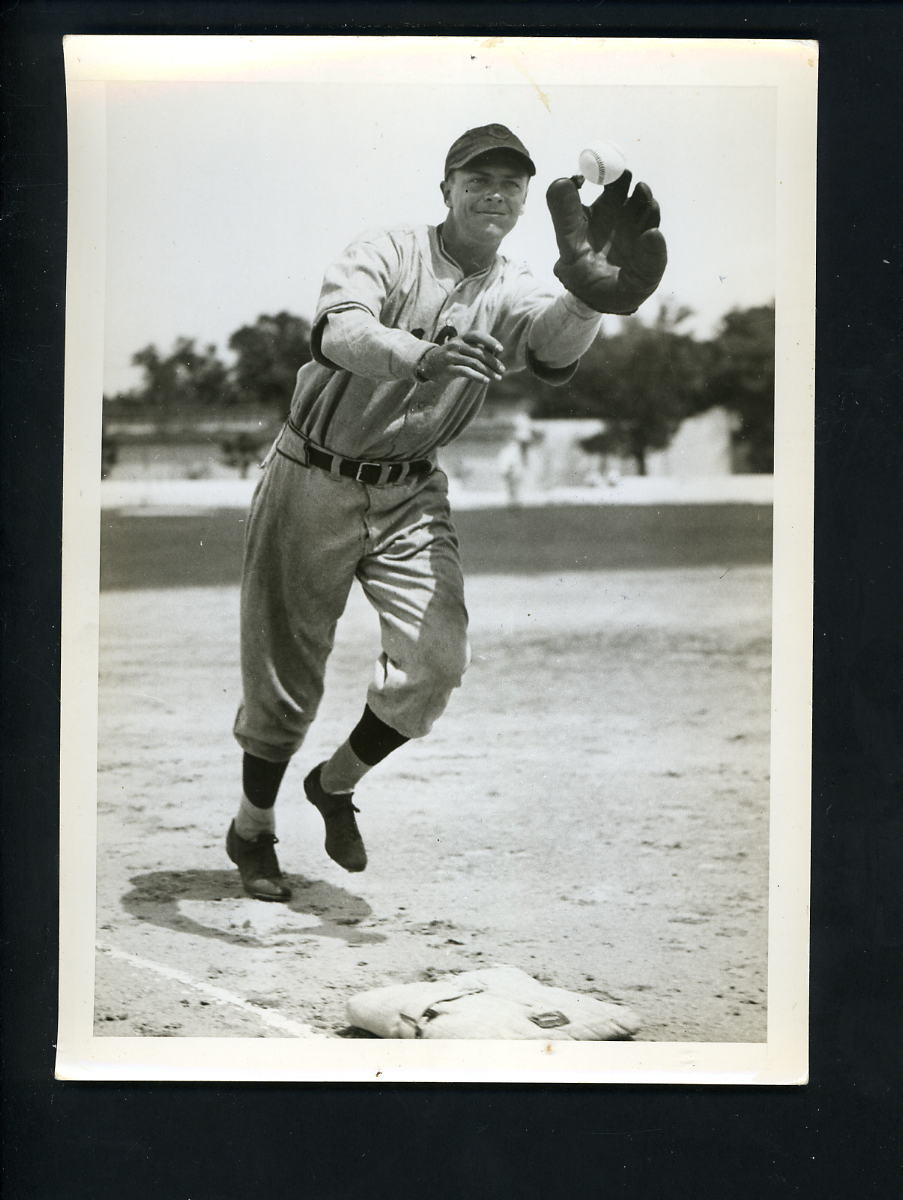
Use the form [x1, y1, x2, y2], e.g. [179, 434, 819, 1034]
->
[226, 123, 666, 899]
[443, 122, 537, 175]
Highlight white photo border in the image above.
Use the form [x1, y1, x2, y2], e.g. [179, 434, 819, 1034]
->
[57, 34, 816, 1084]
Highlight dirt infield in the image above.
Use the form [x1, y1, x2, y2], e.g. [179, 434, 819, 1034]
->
[94, 506, 772, 1043]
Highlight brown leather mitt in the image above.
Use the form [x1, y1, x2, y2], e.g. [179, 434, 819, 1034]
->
[546, 171, 668, 315]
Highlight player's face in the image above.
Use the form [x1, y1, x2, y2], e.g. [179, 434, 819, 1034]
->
[441, 156, 530, 246]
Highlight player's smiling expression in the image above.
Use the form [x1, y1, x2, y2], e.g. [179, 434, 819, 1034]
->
[441, 153, 530, 249]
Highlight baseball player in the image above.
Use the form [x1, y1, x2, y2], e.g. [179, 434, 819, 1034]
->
[226, 123, 667, 900]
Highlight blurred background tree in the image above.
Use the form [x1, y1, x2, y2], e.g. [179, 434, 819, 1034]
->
[529, 303, 709, 475]
[702, 304, 775, 473]
[108, 337, 235, 409]
[104, 312, 313, 412]
[502, 299, 775, 474]
[227, 311, 312, 411]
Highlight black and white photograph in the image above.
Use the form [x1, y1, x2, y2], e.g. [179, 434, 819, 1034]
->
[57, 34, 815, 1083]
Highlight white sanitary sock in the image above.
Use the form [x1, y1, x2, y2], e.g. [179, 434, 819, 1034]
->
[320, 742, 370, 794]
[234, 793, 276, 840]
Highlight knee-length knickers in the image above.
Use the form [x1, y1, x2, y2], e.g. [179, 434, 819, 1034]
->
[232, 448, 470, 763]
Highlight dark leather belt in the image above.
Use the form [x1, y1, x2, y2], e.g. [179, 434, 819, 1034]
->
[284, 423, 433, 486]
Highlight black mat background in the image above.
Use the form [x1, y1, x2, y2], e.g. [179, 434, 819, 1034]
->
[2, 5, 901, 1197]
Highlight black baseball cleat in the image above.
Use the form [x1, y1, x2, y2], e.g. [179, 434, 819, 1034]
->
[304, 763, 368, 873]
[226, 820, 293, 901]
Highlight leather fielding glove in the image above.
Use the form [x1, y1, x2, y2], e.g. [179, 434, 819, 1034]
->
[546, 171, 667, 315]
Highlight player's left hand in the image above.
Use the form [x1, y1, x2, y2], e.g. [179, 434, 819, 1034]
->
[545, 171, 667, 315]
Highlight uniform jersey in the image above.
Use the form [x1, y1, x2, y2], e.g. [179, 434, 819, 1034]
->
[286, 224, 577, 463]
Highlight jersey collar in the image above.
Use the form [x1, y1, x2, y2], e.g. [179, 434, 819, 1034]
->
[430, 224, 500, 283]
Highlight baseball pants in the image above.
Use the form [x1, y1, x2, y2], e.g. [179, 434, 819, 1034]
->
[232, 445, 470, 763]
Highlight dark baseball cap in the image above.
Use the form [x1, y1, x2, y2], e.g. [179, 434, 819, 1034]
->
[444, 124, 536, 177]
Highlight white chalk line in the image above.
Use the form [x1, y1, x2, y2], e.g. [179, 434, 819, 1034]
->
[97, 941, 322, 1039]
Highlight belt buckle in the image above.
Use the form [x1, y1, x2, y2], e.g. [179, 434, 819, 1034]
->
[354, 460, 383, 485]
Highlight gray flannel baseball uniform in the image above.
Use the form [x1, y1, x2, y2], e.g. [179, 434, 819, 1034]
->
[233, 224, 579, 761]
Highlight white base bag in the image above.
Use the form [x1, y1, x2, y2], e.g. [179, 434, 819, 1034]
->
[347, 965, 641, 1040]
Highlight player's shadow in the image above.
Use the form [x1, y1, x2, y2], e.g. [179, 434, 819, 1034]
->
[121, 870, 386, 949]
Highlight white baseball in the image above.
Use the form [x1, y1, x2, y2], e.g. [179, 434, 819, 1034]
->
[578, 141, 626, 186]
